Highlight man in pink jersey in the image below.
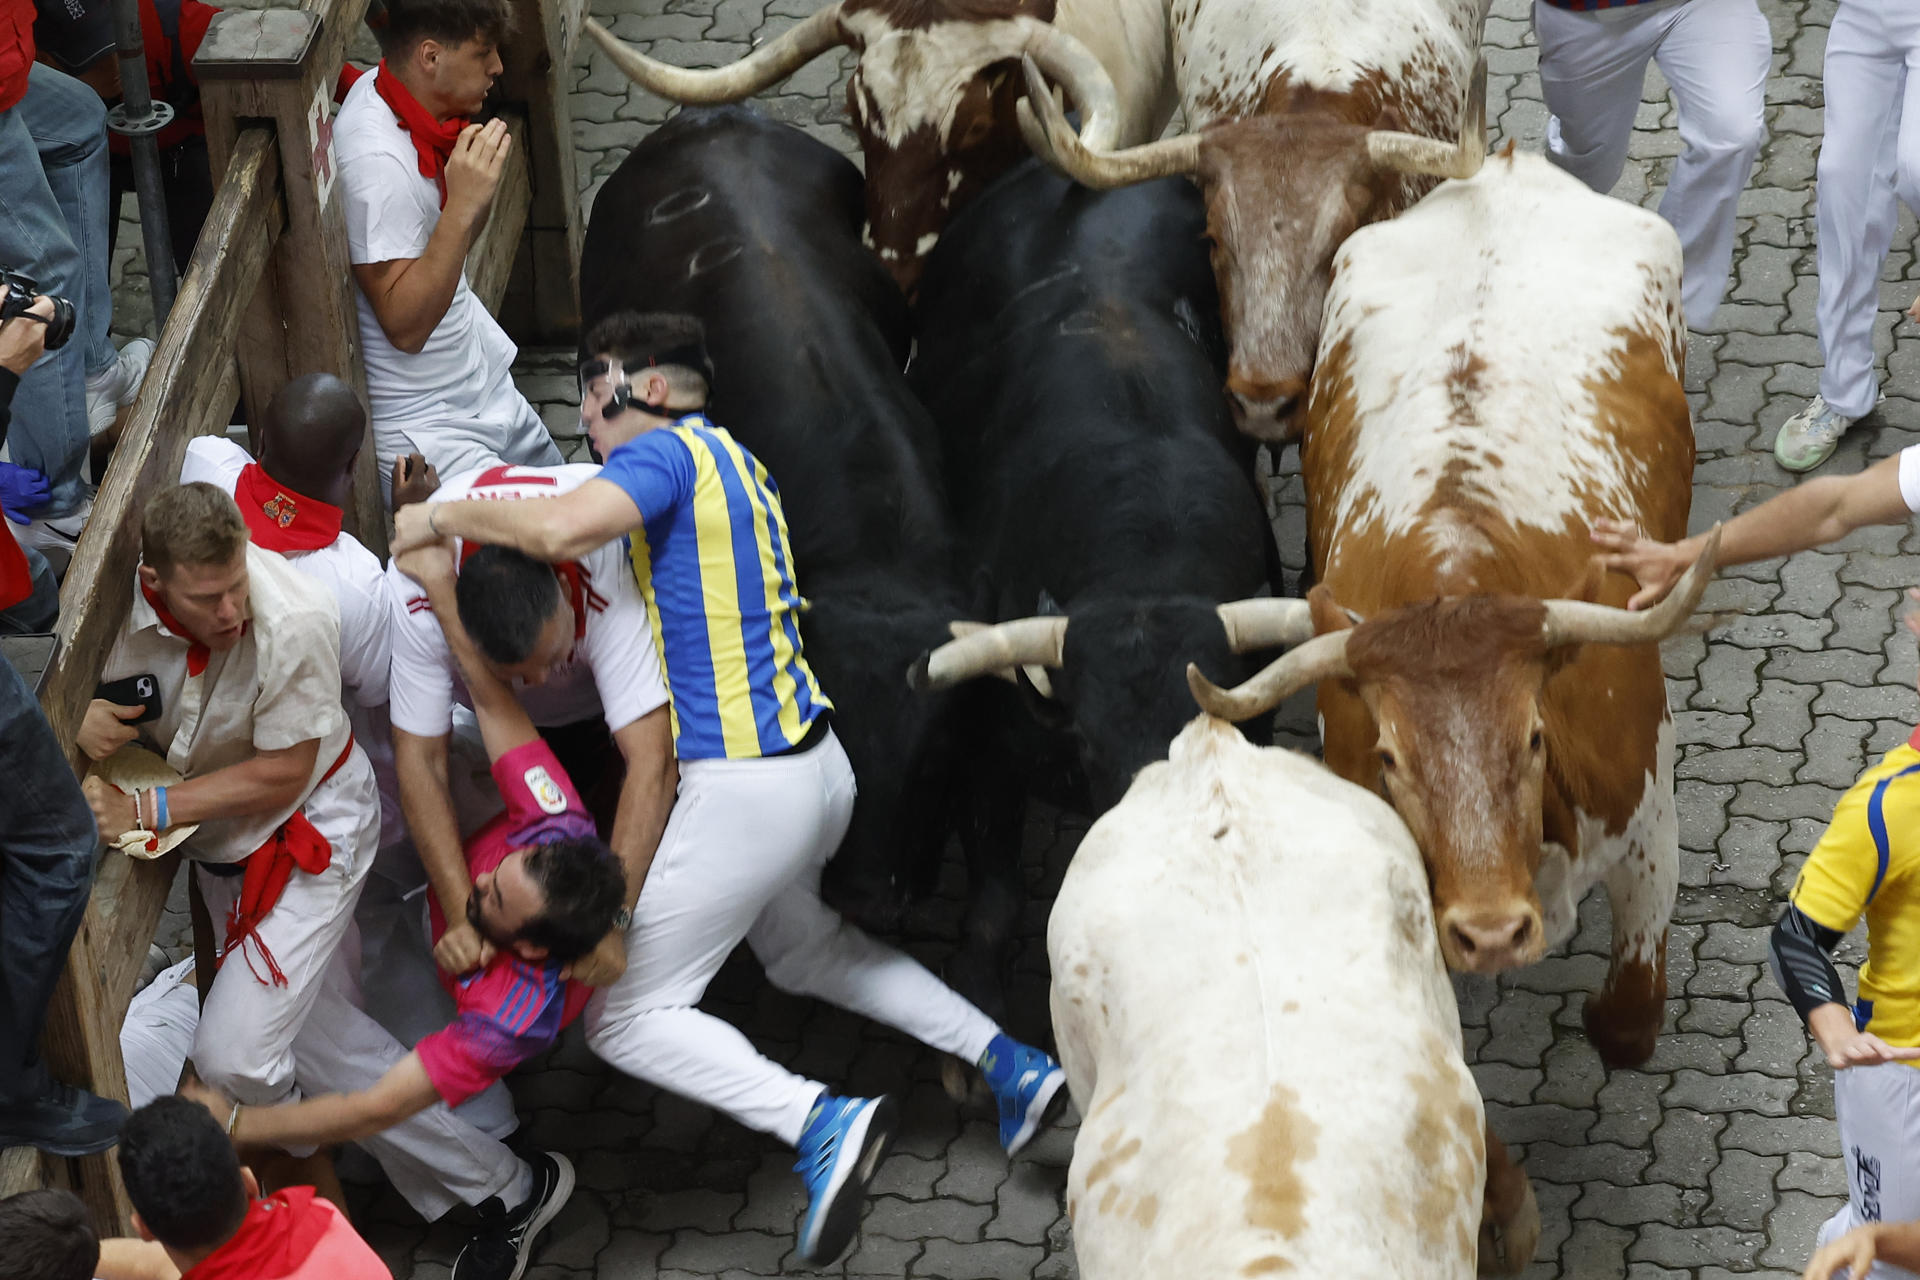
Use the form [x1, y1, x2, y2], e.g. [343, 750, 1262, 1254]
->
[186, 539, 627, 1280]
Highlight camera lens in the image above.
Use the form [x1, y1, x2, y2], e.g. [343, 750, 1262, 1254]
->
[39, 296, 75, 351]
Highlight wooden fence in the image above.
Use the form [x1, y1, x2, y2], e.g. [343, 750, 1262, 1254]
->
[0, 0, 581, 1227]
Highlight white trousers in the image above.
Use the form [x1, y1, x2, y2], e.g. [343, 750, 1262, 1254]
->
[190, 748, 381, 1104]
[122, 957, 200, 1110]
[584, 730, 1001, 1146]
[1534, 0, 1770, 329]
[1814, 0, 1920, 418]
[372, 371, 562, 507]
[1815, 1063, 1920, 1279]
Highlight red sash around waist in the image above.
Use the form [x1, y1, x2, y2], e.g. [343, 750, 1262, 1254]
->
[219, 736, 356, 987]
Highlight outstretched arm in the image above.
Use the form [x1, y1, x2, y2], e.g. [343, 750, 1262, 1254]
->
[1806, 1221, 1920, 1280]
[393, 543, 538, 762]
[182, 1055, 440, 1149]
[392, 479, 642, 562]
[1592, 451, 1911, 610]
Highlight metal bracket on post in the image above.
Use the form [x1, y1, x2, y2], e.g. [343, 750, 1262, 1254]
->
[106, 0, 179, 326]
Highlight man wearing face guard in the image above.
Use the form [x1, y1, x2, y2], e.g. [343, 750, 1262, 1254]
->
[393, 310, 1068, 1268]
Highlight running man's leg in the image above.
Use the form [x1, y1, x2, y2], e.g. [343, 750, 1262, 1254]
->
[1534, 1, 1664, 196]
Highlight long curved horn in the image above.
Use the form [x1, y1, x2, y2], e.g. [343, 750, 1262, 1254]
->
[1215, 599, 1315, 653]
[1367, 54, 1487, 181]
[909, 616, 1069, 691]
[1541, 525, 1723, 648]
[1019, 22, 1120, 153]
[1186, 629, 1354, 722]
[1016, 53, 1201, 189]
[584, 9, 848, 105]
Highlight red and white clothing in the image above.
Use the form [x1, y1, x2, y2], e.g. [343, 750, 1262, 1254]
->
[98, 545, 380, 1104]
[386, 463, 668, 739]
[332, 67, 559, 491]
[181, 436, 402, 848]
[1533, 0, 1769, 329]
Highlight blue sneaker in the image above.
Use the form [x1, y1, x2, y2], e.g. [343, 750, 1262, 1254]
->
[979, 1033, 1067, 1156]
[793, 1093, 897, 1265]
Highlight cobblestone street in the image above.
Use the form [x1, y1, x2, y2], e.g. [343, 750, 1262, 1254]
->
[97, 0, 1920, 1274]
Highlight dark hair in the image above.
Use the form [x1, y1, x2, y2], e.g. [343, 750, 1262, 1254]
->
[456, 546, 563, 665]
[377, 0, 514, 58]
[117, 1097, 249, 1253]
[518, 837, 628, 963]
[582, 311, 715, 403]
[0, 1189, 99, 1280]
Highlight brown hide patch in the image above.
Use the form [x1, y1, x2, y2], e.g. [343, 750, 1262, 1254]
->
[1088, 1082, 1128, 1120]
[1403, 1032, 1480, 1259]
[1225, 1084, 1318, 1240]
[1244, 1257, 1292, 1275]
[844, 0, 1055, 31]
[1133, 1194, 1160, 1228]
[1085, 1133, 1142, 1188]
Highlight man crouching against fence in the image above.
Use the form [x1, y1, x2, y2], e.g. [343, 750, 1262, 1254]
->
[77, 482, 379, 1109]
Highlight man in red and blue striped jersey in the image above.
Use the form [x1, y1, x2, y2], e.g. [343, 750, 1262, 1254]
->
[395, 311, 1069, 1268]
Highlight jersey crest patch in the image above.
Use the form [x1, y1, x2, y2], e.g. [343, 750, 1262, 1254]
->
[524, 765, 567, 815]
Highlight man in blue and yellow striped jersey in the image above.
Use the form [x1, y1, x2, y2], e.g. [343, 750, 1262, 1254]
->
[394, 311, 1066, 1267]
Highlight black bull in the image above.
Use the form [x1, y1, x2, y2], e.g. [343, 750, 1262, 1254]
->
[908, 158, 1282, 1020]
[580, 105, 972, 921]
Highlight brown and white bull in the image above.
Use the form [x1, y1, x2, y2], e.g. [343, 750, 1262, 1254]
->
[584, 0, 1174, 293]
[1188, 146, 1716, 1070]
[1017, 0, 1486, 437]
[1053, 715, 1537, 1277]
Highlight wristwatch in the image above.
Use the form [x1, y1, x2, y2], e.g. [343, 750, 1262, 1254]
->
[613, 907, 632, 929]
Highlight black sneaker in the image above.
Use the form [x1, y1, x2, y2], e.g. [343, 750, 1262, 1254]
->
[0, 1082, 129, 1156]
[453, 1151, 575, 1280]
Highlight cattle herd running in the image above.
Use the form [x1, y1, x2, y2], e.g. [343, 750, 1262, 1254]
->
[570, 0, 1748, 1272]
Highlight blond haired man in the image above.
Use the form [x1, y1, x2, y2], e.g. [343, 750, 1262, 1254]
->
[78, 483, 378, 1110]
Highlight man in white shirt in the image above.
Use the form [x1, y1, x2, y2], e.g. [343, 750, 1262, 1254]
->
[77, 483, 377, 1107]
[331, 0, 560, 491]
[388, 462, 675, 990]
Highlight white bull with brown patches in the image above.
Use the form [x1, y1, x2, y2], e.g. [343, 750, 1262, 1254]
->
[585, 0, 1175, 295]
[1018, 0, 1487, 438]
[1188, 147, 1718, 1070]
[1053, 717, 1533, 1277]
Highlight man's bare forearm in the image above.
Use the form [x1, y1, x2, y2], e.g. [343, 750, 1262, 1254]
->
[1693, 453, 1911, 570]
[356, 210, 482, 354]
[393, 728, 471, 921]
[610, 709, 677, 908]
[168, 742, 321, 827]
[232, 1053, 439, 1148]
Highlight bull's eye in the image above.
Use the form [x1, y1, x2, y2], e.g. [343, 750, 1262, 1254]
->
[1528, 729, 1544, 753]
[1377, 749, 1397, 773]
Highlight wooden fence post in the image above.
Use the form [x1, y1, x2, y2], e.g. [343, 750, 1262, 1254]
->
[196, 2, 386, 555]
[497, 0, 583, 343]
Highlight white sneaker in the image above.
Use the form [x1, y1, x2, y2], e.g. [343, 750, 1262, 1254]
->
[14, 504, 89, 578]
[1773, 394, 1867, 473]
[84, 338, 155, 439]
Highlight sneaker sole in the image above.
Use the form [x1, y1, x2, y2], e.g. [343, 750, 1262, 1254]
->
[797, 1096, 898, 1266]
[504, 1152, 576, 1280]
[0, 1128, 122, 1157]
[1004, 1069, 1069, 1158]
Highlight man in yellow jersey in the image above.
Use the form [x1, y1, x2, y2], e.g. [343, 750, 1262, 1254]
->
[393, 311, 1067, 1267]
[1771, 601, 1920, 1276]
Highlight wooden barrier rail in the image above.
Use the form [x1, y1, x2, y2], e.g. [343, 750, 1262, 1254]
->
[0, 0, 575, 1226]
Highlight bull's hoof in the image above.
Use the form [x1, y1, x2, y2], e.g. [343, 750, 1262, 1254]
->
[1582, 989, 1660, 1069]
[1478, 1173, 1539, 1275]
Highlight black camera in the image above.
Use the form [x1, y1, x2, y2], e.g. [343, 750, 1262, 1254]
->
[0, 269, 75, 351]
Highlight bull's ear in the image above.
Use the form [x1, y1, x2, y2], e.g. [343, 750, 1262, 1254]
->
[1307, 584, 1355, 636]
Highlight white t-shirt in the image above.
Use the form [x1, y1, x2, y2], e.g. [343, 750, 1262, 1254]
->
[1900, 445, 1920, 514]
[333, 70, 554, 480]
[386, 462, 669, 738]
[180, 436, 405, 848]
[102, 545, 351, 863]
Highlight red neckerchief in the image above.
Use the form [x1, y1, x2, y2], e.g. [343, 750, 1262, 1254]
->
[181, 1188, 332, 1280]
[456, 541, 605, 641]
[0, 512, 29, 613]
[220, 738, 354, 987]
[139, 579, 219, 677]
[372, 60, 465, 207]
[234, 464, 343, 554]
